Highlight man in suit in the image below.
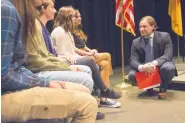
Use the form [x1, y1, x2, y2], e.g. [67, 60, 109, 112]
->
[128, 16, 177, 99]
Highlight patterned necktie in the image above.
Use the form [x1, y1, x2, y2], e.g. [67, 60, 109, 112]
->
[145, 38, 154, 63]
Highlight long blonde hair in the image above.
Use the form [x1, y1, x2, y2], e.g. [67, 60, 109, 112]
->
[53, 6, 75, 32]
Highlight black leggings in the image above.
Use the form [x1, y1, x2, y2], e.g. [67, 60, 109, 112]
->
[75, 57, 107, 91]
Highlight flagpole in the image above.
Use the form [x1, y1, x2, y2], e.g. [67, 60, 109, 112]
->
[177, 0, 184, 63]
[120, 12, 125, 81]
[119, 0, 131, 88]
[177, 35, 181, 63]
[181, 0, 185, 62]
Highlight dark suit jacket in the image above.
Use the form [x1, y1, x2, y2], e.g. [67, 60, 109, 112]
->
[130, 31, 174, 72]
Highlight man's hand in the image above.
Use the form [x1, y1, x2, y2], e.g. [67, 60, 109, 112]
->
[49, 81, 66, 89]
[70, 65, 82, 72]
[142, 63, 156, 76]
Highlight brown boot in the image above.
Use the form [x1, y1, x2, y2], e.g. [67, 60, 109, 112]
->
[158, 88, 167, 99]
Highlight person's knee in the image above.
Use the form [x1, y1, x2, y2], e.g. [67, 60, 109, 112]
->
[87, 57, 95, 62]
[160, 62, 175, 80]
[87, 94, 98, 108]
[75, 91, 98, 117]
[71, 72, 94, 92]
[83, 57, 96, 67]
[81, 94, 98, 113]
[81, 66, 92, 76]
[160, 62, 175, 73]
[82, 73, 94, 92]
[105, 53, 111, 58]
[88, 56, 96, 61]
[128, 71, 136, 83]
[65, 82, 91, 94]
[99, 61, 109, 68]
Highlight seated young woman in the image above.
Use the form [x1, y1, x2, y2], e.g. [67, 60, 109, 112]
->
[72, 9, 113, 87]
[51, 6, 121, 99]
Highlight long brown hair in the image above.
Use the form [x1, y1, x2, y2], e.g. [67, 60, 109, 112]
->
[11, 0, 38, 46]
[53, 6, 75, 32]
[72, 9, 87, 42]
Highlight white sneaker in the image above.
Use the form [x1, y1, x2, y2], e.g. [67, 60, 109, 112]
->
[100, 98, 121, 108]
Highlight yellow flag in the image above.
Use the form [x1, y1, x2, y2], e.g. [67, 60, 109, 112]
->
[168, 0, 183, 36]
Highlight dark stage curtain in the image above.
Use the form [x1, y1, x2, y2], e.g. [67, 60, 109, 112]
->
[47, 0, 185, 67]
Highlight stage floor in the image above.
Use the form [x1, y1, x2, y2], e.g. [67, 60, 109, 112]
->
[172, 62, 185, 83]
[97, 87, 185, 123]
[97, 61, 185, 123]
[111, 61, 185, 89]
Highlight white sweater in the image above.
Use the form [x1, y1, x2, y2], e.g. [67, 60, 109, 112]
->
[51, 26, 82, 59]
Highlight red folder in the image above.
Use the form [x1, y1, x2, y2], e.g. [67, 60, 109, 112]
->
[135, 67, 161, 90]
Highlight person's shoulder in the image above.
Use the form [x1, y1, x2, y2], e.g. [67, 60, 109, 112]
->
[52, 26, 65, 35]
[155, 31, 170, 37]
[1, 0, 20, 25]
[54, 26, 65, 32]
[35, 19, 43, 31]
[133, 36, 142, 43]
[1, 0, 16, 14]
[2, 0, 13, 7]
[35, 19, 41, 25]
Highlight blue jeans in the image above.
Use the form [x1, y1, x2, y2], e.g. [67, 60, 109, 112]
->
[70, 65, 92, 76]
[35, 65, 94, 92]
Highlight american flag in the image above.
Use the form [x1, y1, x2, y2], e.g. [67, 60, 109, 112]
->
[115, 0, 136, 36]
